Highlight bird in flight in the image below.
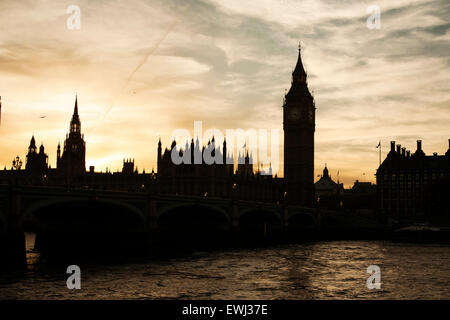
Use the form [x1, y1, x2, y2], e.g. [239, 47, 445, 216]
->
[39, 116, 47, 119]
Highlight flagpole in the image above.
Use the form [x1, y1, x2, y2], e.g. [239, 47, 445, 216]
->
[379, 141, 381, 167]
[376, 141, 381, 167]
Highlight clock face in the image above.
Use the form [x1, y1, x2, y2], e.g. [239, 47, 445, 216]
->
[289, 108, 300, 121]
[308, 109, 314, 122]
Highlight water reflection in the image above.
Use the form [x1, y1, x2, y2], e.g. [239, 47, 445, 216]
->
[0, 233, 449, 299]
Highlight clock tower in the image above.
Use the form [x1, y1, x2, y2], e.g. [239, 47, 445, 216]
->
[283, 44, 315, 206]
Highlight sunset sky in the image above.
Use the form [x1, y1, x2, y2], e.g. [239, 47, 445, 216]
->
[0, 0, 449, 187]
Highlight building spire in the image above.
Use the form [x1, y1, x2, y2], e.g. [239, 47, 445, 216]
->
[323, 163, 329, 178]
[74, 94, 78, 116]
[30, 135, 36, 147]
[70, 94, 81, 133]
[284, 43, 313, 104]
[292, 43, 307, 82]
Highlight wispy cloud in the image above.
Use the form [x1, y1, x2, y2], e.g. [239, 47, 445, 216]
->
[0, 0, 448, 186]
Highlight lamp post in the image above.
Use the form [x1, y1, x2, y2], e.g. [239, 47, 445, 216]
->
[11, 156, 22, 186]
[232, 183, 237, 199]
[12, 156, 22, 170]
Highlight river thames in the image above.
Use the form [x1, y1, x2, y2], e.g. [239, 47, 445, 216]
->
[1, 233, 449, 299]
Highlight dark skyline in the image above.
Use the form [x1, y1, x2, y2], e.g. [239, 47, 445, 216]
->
[0, 0, 449, 187]
[1, 1, 450, 304]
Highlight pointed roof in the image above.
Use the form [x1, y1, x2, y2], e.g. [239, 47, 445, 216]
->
[285, 43, 314, 104]
[74, 94, 78, 116]
[292, 43, 307, 82]
[30, 135, 36, 148]
[323, 164, 329, 178]
[71, 95, 80, 126]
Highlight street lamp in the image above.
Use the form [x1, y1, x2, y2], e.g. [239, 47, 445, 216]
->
[12, 156, 22, 170]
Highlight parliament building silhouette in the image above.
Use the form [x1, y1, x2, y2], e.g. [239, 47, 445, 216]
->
[0, 47, 316, 206]
[1, 46, 449, 219]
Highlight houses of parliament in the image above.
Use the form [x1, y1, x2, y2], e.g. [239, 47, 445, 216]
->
[0, 47, 317, 206]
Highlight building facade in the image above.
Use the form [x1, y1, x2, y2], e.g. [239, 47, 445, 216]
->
[156, 137, 284, 202]
[376, 140, 450, 224]
[0, 46, 318, 205]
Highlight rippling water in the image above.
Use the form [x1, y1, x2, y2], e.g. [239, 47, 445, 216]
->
[1, 233, 450, 299]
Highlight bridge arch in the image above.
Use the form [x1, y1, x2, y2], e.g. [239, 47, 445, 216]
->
[23, 198, 146, 226]
[238, 208, 282, 241]
[157, 203, 229, 223]
[25, 198, 148, 257]
[238, 207, 282, 223]
[157, 203, 229, 227]
[157, 203, 230, 248]
[288, 212, 316, 227]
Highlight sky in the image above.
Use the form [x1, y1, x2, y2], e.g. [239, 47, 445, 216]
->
[0, 0, 449, 187]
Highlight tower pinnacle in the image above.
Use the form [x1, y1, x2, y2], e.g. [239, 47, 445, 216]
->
[74, 94, 78, 116]
[70, 95, 81, 133]
[292, 44, 307, 83]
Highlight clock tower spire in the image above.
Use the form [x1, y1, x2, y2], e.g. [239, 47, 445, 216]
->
[283, 44, 315, 206]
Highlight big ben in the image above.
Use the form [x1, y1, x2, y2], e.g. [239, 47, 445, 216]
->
[283, 44, 315, 206]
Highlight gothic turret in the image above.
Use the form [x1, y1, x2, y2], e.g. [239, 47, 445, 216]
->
[28, 135, 37, 153]
[323, 164, 329, 179]
[26, 135, 47, 176]
[70, 95, 81, 134]
[58, 95, 86, 179]
[223, 138, 227, 164]
[157, 137, 162, 170]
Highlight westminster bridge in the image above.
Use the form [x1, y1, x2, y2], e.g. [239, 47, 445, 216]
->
[0, 184, 323, 268]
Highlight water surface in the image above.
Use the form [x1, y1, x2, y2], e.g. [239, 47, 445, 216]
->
[1, 233, 449, 299]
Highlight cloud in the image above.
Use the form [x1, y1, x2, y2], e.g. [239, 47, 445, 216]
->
[0, 0, 448, 187]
